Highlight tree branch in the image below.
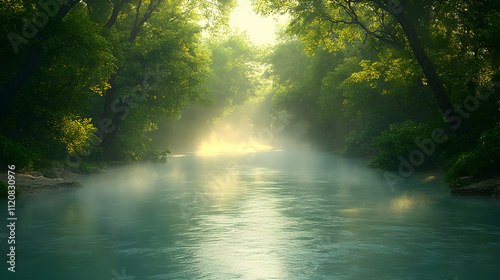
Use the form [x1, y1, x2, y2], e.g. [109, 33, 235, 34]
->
[105, 0, 130, 29]
[325, 0, 405, 49]
[129, 0, 163, 43]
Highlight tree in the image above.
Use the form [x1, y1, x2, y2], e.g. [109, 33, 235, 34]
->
[255, 0, 468, 134]
[0, 0, 237, 165]
[0, 0, 82, 117]
[95, 0, 236, 159]
[0, 2, 117, 166]
[203, 31, 260, 120]
[151, 30, 261, 151]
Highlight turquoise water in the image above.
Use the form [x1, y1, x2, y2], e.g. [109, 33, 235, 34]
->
[1, 151, 500, 279]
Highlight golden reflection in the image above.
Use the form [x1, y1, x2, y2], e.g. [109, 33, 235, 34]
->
[339, 208, 367, 214]
[422, 175, 437, 183]
[171, 154, 188, 158]
[390, 193, 432, 212]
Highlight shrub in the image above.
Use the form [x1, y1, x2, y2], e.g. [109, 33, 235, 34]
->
[78, 161, 108, 174]
[50, 114, 98, 156]
[111, 128, 169, 162]
[445, 123, 500, 182]
[343, 129, 373, 157]
[0, 136, 35, 171]
[368, 120, 434, 170]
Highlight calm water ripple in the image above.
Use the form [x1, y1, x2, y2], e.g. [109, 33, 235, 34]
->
[1, 151, 499, 279]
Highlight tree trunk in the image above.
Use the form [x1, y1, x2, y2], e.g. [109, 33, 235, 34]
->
[100, 0, 163, 159]
[97, 1, 127, 154]
[101, 97, 131, 159]
[105, 0, 129, 30]
[101, 73, 118, 121]
[392, 9, 468, 135]
[129, 26, 141, 43]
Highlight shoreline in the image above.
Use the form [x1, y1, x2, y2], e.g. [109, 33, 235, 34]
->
[1, 169, 85, 196]
[1, 158, 498, 197]
[449, 176, 500, 197]
[345, 153, 499, 198]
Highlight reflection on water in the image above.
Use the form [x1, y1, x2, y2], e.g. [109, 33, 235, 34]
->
[389, 193, 434, 212]
[1, 151, 500, 279]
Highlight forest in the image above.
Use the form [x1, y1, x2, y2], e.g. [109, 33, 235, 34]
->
[0, 0, 499, 196]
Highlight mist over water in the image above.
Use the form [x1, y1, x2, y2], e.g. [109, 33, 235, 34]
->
[2, 1, 498, 279]
[2, 150, 500, 279]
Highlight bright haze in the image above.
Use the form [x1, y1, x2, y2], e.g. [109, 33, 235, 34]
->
[229, 0, 278, 45]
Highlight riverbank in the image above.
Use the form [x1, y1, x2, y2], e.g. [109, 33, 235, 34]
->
[404, 169, 500, 197]
[351, 153, 500, 198]
[0, 163, 111, 196]
[0, 159, 114, 197]
[449, 176, 500, 197]
[0, 169, 83, 195]
[402, 165, 499, 197]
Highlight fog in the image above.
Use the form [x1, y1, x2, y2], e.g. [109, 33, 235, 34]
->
[150, 90, 312, 158]
[11, 126, 499, 279]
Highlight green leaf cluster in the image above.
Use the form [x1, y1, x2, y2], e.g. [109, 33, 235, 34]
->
[368, 121, 432, 170]
[445, 123, 500, 183]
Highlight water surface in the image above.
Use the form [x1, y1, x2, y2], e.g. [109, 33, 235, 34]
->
[1, 151, 499, 279]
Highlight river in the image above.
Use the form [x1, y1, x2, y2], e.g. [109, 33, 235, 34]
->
[1, 151, 500, 279]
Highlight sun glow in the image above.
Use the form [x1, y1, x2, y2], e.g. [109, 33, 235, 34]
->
[195, 133, 273, 156]
[196, 140, 272, 156]
[229, 0, 279, 45]
[171, 154, 189, 158]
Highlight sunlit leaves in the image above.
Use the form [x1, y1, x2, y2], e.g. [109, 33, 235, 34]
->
[51, 114, 98, 155]
[89, 83, 111, 96]
[256, 0, 402, 55]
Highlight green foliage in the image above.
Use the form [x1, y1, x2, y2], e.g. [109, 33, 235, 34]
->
[51, 114, 98, 156]
[111, 121, 169, 163]
[343, 129, 374, 158]
[266, 35, 431, 155]
[262, 0, 499, 191]
[445, 123, 500, 182]
[77, 161, 107, 174]
[368, 121, 433, 170]
[203, 31, 260, 121]
[1, 0, 499, 195]
[0, 0, 238, 167]
[152, 30, 262, 149]
[0, 2, 117, 163]
[0, 181, 22, 199]
[0, 136, 36, 171]
[94, 0, 238, 160]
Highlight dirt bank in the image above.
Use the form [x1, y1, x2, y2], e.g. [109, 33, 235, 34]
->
[1, 169, 83, 195]
[449, 176, 500, 197]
